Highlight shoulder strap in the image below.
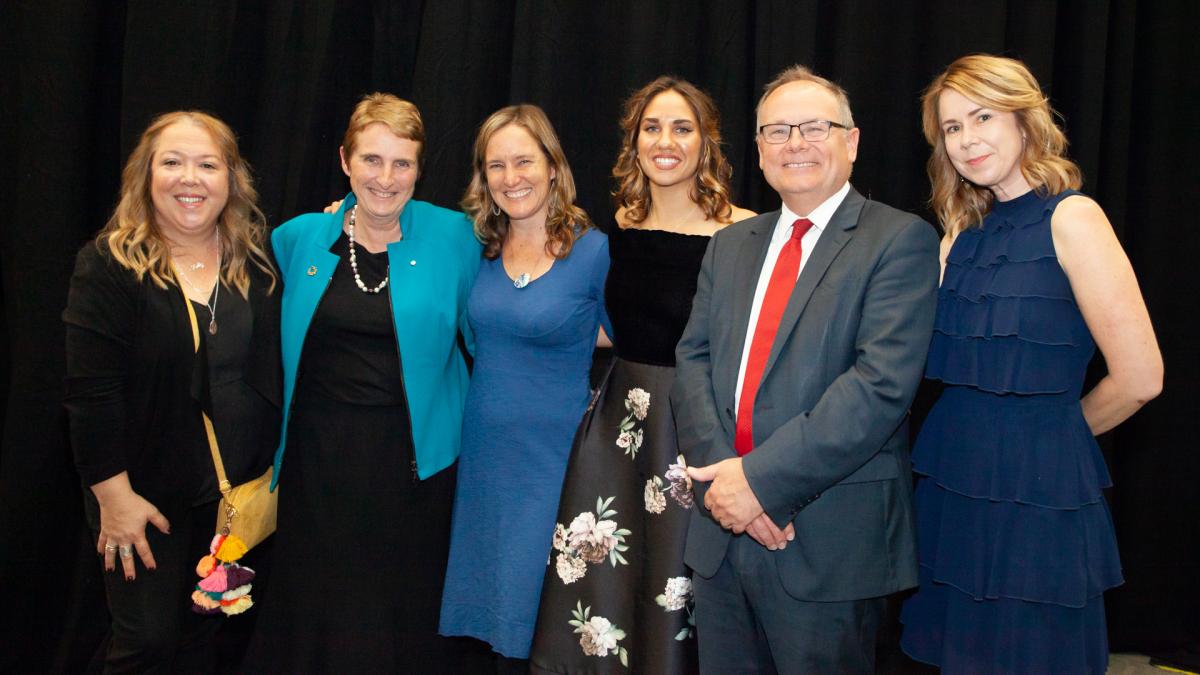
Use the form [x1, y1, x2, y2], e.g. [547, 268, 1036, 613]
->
[177, 270, 232, 496]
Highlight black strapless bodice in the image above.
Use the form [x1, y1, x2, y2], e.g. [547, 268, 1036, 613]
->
[605, 226, 711, 366]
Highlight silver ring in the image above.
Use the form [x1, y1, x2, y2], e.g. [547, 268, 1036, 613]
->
[118, 545, 133, 559]
[104, 544, 117, 552]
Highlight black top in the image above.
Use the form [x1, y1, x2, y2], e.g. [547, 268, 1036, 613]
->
[297, 232, 406, 406]
[63, 242, 281, 516]
[194, 287, 276, 504]
[605, 226, 712, 366]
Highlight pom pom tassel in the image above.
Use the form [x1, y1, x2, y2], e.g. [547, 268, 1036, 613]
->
[190, 533, 256, 616]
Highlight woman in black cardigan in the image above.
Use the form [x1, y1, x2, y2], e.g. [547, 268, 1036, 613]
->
[63, 111, 280, 673]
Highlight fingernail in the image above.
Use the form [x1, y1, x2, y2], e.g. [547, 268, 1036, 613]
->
[786, 532, 795, 541]
[779, 542, 787, 550]
[148, 567, 156, 572]
[125, 575, 133, 582]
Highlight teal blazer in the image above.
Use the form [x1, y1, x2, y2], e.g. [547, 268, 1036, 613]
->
[271, 193, 482, 488]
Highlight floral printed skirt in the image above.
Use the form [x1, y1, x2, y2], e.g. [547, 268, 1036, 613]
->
[529, 357, 698, 674]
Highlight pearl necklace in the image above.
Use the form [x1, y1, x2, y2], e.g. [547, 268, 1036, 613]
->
[347, 204, 391, 294]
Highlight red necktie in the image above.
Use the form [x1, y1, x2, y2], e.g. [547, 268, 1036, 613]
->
[734, 218, 814, 455]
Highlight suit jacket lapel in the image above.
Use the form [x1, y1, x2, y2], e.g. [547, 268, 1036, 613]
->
[763, 188, 866, 375]
[721, 211, 779, 396]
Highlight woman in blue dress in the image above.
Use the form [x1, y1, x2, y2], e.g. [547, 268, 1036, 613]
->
[900, 55, 1162, 674]
[440, 104, 611, 668]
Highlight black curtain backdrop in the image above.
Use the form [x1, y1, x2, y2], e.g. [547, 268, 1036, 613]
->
[2, 1, 1196, 671]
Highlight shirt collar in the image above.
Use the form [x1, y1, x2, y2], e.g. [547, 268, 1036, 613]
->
[774, 181, 851, 240]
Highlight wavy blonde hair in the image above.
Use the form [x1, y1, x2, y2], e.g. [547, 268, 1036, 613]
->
[98, 111, 275, 297]
[922, 54, 1082, 237]
[612, 77, 735, 224]
[463, 105, 591, 260]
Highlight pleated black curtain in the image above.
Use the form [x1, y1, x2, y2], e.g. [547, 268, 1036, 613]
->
[1, 1, 1195, 671]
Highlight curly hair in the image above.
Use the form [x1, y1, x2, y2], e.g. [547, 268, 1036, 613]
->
[98, 111, 275, 297]
[462, 104, 591, 260]
[922, 54, 1082, 237]
[612, 76, 735, 224]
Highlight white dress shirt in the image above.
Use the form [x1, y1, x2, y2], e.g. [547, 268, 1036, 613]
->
[734, 181, 851, 416]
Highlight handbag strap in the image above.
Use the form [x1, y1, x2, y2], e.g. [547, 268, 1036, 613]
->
[177, 270, 233, 496]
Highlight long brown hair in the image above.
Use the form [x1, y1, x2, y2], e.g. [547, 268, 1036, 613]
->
[922, 54, 1082, 237]
[612, 76, 735, 224]
[98, 111, 276, 297]
[462, 105, 591, 260]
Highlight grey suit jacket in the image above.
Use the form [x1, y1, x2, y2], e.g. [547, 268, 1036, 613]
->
[671, 186, 939, 602]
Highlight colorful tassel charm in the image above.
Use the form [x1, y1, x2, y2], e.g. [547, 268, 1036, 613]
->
[190, 533, 256, 616]
[215, 534, 248, 563]
[195, 554, 218, 578]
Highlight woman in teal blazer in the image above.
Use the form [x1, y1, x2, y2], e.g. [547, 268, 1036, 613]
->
[246, 93, 481, 672]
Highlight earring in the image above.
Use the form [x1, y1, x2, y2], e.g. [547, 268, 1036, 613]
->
[491, 203, 501, 216]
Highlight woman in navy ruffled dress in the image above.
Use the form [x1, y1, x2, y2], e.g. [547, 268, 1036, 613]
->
[900, 55, 1162, 674]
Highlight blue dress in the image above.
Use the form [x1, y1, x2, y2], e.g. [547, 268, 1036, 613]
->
[441, 228, 611, 659]
[900, 189, 1122, 674]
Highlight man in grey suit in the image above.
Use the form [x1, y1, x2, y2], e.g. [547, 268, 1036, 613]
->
[673, 65, 940, 673]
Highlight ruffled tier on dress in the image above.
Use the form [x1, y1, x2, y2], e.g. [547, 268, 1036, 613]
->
[925, 195, 1093, 397]
[901, 190, 1121, 674]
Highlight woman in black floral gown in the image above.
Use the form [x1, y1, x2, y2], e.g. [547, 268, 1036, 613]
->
[530, 77, 754, 673]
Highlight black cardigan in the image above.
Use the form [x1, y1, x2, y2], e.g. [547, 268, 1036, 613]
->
[63, 241, 281, 516]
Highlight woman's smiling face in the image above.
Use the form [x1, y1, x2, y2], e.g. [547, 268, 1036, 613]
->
[485, 124, 557, 228]
[340, 122, 420, 225]
[937, 88, 1031, 198]
[150, 120, 229, 241]
[636, 89, 702, 189]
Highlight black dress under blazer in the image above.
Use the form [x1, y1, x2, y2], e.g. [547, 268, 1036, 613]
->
[63, 241, 282, 519]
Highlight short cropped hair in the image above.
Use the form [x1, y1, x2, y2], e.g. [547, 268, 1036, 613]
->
[342, 93, 425, 167]
[756, 64, 855, 129]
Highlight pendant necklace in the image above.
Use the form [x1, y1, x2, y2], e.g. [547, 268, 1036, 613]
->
[176, 249, 221, 335]
[508, 240, 547, 289]
[347, 204, 391, 294]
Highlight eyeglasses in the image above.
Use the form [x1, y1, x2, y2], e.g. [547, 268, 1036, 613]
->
[758, 120, 850, 144]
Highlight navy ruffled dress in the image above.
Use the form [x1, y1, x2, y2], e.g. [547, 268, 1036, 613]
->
[900, 189, 1122, 675]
